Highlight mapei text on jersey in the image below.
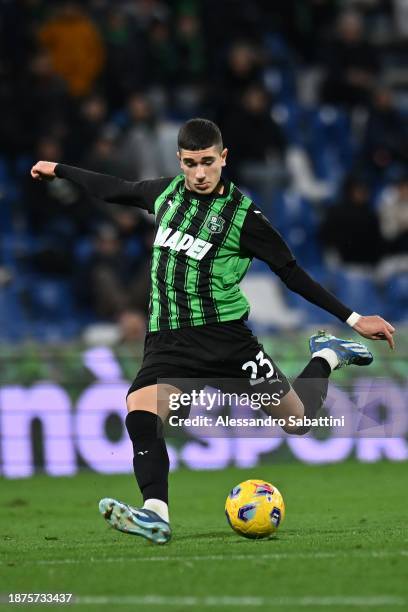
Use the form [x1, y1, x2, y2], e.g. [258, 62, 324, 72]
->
[154, 226, 213, 261]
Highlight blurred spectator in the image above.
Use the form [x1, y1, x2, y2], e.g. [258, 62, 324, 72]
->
[221, 84, 287, 202]
[102, 8, 147, 110]
[145, 19, 177, 88]
[23, 138, 93, 238]
[124, 0, 170, 31]
[0, 0, 47, 74]
[38, 2, 105, 97]
[81, 130, 124, 176]
[286, 147, 333, 203]
[18, 50, 71, 152]
[265, 0, 336, 65]
[79, 130, 149, 237]
[216, 42, 263, 122]
[393, 0, 408, 37]
[118, 310, 146, 342]
[174, 10, 206, 84]
[76, 224, 130, 319]
[320, 11, 379, 108]
[75, 224, 149, 334]
[377, 175, 408, 256]
[224, 41, 262, 95]
[0, 262, 13, 288]
[21, 138, 77, 277]
[172, 10, 207, 116]
[66, 94, 109, 161]
[118, 92, 163, 179]
[0, 76, 24, 159]
[360, 87, 408, 179]
[109, 205, 154, 245]
[320, 177, 383, 265]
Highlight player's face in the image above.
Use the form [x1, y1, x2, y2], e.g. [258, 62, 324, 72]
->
[178, 146, 228, 195]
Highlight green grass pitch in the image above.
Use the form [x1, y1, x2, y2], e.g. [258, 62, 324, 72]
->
[0, 461, 407, 611]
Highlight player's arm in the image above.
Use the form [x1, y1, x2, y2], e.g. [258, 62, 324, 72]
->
[30, 161, 173, 213]
[240, 204, 395, 349]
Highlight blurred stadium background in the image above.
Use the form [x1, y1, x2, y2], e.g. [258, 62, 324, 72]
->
[0, 0, 407, 478]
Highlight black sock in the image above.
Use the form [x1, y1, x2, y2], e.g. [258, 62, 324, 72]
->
[292, 357, 331, 433]
[125, 410, 169, 505]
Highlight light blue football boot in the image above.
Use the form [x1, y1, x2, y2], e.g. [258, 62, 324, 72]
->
[99, 498, 171, 544]
[309, 330, 373, 370]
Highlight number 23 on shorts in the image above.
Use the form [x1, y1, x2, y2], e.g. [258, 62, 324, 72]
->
[241, 351, 274, 380]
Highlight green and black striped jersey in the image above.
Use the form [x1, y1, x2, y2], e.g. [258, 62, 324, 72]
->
[55, 164, 353, 331]
[149, 174, 255, 331]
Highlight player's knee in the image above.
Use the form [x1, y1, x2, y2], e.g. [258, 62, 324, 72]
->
[126, 384, 176, 421]
[126, 384, 159, 413]
[126, 392, 145, 413]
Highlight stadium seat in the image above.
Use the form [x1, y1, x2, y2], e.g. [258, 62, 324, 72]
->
[26, 277, 75, 321]
[306, 107, 354, 188]
[269, 189, 322, 268]
[383, 273, 408, 322]
[332, 269, 384, 316]
[282, 266, 335, 326]
[0, 284, 29, 341]
[271, 102, 304, 146]
[263, 33, 297, 104]
[125, 238, 143, 259]
[0, 158, 19, 236]
[1, 234, 38, 269]
[73, 237, 94, 263]
[241, 273, 302, 333]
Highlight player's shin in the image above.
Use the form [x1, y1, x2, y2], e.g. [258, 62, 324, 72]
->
[125, 410, 170, 522]
[291, 357, 331, 435]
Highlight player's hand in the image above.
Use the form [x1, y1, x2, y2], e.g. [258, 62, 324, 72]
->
[353, 315, 395, 350]
[31, 161, 57, 181]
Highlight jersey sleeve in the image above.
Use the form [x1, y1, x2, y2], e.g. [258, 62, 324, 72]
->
[240, 203, 353, 322]
[240, 203, 295, 271]
[55, 164, 173, 214]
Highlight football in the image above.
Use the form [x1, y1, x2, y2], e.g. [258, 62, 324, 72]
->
[225, 479, 285, 539]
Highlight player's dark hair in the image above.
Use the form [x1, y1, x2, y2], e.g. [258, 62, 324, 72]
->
[178, 118, 223, 151]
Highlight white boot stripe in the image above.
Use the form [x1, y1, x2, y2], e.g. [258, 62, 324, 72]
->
[340, 343, 368, 350]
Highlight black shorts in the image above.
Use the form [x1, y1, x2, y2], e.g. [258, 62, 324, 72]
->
[128, 319, 291, 400]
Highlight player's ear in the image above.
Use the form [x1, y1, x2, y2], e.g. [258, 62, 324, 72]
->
[221, 148, 228, 167]
[176, 150, 182, 168]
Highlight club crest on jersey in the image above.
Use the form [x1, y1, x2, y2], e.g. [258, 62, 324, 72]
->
[154, 226, 213, 260]
[207, 214, 224, 234]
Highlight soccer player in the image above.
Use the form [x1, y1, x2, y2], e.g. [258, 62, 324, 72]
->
[31, 118, 395, 544]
